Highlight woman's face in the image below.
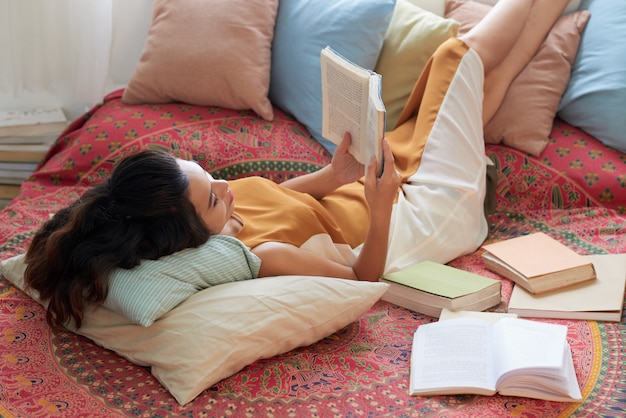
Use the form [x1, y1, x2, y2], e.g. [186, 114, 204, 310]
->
[176, 158, 234, 234]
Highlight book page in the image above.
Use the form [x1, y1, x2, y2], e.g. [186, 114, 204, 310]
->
[325, 62, 366, 146]
[321, 47, 369, 164]
[411, 318, 495, 393]
[498, 343, 582, 402]
[365, 74, 384, 176]
[492, 318, 567, 384]
[439, 308, 518, 323]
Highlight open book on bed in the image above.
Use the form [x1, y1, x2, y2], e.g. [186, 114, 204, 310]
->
[410, 317, 582, 402]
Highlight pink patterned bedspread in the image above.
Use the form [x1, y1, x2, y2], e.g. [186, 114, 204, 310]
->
[1, 90, 624, 417]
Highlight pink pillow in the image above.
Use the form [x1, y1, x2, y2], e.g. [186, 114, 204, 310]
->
[445, 0, 589, 156]
[122, 0, 277, 121]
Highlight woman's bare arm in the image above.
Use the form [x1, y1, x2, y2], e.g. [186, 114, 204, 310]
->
[252, 241, 358, 279]
[279, 132, 364, 199]
[349, 140, 400, 280]
[253, 140, 401, 281]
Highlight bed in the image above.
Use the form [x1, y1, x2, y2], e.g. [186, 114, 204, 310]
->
[2, 0, 625, 416]
[1, 90, 624, 418]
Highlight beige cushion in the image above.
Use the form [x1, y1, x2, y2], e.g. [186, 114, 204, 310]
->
[121, 0, 277, 121]
[0, 254, 388, 405]
[406, 0, 446, 16]
[445, 0, 589, 156]
[376, 0, 459, 130]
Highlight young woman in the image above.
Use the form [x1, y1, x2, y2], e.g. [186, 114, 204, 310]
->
[25, 0, 572, 328]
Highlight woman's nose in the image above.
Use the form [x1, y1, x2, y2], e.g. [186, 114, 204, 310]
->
[213, 179, 229, 196]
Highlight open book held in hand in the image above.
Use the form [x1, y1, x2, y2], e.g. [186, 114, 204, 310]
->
[320, 46, 385, 177]
[481, 232, 596, 294]
[410, 317, 582, 402]
[380, 261, 501, 318]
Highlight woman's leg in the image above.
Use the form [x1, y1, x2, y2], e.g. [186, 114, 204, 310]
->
[385, 39, 489, 271]
[459, 0, 572, 125]
[383, 0, 571, 271]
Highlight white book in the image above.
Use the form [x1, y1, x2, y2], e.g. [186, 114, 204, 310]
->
[438, 308, 518, 323]
[0, 134, 59, 145]
[410, 317, 582, 402]
[0, 184, 21, 199]
[0, 197, 12, 209]
[0, 169, 33, 179]
[0, 107, 68, 137]
[320, 46, 385, 177]
[0, 143, 49, 163]
[0, 161, 38, 171]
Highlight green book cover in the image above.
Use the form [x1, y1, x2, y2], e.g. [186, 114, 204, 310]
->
[381, 260, 498, 299]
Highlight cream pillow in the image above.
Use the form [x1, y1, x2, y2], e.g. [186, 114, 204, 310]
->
[406, 0, 445, 16]
[122, 0, 277, 121]
[0, 254, 389, 405]
[375, 0, 459, 130]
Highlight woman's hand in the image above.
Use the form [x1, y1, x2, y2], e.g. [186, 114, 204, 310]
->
[347, 138, 401, 281]
[330, 132, 365, 185]
[363, 138, 401, 215]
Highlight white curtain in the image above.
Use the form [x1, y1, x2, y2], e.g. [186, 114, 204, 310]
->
[0, 0, 151, 119]
[68, 0, 114, 105]
[0, 0, 112, 104]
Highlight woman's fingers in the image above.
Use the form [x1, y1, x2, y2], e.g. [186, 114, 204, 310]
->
[337, 131, 352, 153]
[365, 139, 401, 203]
[380, 139, 401, 186]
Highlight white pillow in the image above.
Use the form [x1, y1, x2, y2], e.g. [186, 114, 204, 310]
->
[0, 254, 389, 405]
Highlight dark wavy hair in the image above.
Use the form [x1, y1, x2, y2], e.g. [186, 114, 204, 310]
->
[24, 150, 211, 328]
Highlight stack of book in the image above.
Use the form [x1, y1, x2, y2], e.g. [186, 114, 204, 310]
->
[404, 234, 621, 404]
[482, 232, 626, 322]
[0, 107, 68, 208]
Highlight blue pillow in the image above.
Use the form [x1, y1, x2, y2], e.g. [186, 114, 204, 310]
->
[558, 0, 626, 153]
[269, 0, 396, 154]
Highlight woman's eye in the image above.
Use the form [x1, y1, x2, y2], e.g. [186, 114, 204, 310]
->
[212, 192, 218, 207]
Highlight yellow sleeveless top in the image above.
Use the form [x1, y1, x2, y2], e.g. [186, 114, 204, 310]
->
[230, 176, 369, 249]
